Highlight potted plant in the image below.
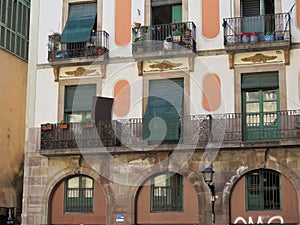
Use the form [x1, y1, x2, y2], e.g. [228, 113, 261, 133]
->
[41, 123, 54, 131]
[249, 32, 258, 42]
[264, 32, 274, 41]
[48, 32, 60, 60]
[58, 120, 69, 129]
[241, 32, 249, 43]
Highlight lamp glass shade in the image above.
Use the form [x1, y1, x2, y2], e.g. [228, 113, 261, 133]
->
[201, 167, 214, 183]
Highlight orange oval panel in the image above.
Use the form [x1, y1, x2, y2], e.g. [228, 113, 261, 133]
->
[202, 0, 220, 39]
[114, 80, 130, 117]
[297, 0, 300, 28]
[115, 0, 132, 46]
[202, 74, 221, 112]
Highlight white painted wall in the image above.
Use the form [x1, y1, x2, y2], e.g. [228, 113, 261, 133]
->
[35, 68, 59, 126]
[190, 55, 235, 115]
[103, 62, 143, 119]
[286, 48, 300, 110]
[38, 0, 63, 65]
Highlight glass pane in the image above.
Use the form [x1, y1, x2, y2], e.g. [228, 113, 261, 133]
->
[68, 177, 79, 188]
[246, 114, 260, 126]
[83, 177, 93, 188]
[69, 113, 82, 123]
[263, 90, 276, 100]
[263, 113, 278, 125]
[263, 102, 277, 112]
[246, 103, 259, 113]
[154, 174, 167, 187]
[246, 91, 259, 102]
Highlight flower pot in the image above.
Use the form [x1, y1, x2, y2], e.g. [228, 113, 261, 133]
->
[249, 32, 258, 43]
[82, 123, 94, 129]
[265, 34, 274, 41]
[41, 124, 53, 131]
[184, 30, 191, 37]
[241, 32, 249, 43]
[97, 48, 103, 56]
[59, 123, 69, 129]
[135, 23, 141, 29]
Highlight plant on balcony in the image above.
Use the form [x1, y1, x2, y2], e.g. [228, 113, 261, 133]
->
[264, 32, 274, 41]
[48, 32, 60, 60]
[81, 118, 95, 128]
[241, 32, 249, 43]
[41, 123, 54, 131]
[58, 120, 69, 130]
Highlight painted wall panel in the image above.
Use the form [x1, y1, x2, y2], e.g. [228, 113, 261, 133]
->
[202, 0, 220, 39]
[202, 73, 221, 112]
[115, 0, 132, 46]
[114, 80, 131, 117]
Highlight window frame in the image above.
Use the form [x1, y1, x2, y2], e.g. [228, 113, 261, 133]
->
[246, 169, 281, 211]
[150, 173, 184, 212]
[58, 77, 101, 123]
[144, 0, 188, 26]
[64, 175, 94, 214]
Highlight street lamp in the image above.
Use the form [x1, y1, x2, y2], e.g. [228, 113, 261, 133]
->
[201, 167, 216, 224]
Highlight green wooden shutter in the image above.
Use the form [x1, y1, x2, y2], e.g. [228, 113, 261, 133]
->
[241, 72, 278, 89]
[65, 84, 96, 113]
[172, 5, 182, 23]
[143, 78, 184, 141]
[241, 0, 264, 33]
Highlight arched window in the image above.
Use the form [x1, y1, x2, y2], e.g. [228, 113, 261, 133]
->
[151, 173, 183, 212]
[64, 175, 94, 213]
[246, 169, 281, 210]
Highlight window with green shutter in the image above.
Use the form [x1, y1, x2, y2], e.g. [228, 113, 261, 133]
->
[64, 84, 96, 122]
[64, 175, 94, 213]
[151, 0, 182, 25]
[242, 72, 280, 141]
[241, 0, 274, 34]
[151, 173, 183, 212]
[143, 78, 184, 142]
[246, 169, 281, 211]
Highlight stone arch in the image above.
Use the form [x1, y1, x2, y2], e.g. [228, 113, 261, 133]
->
[40, 166, 109, 225]
[223, 163, 300, 224]
[132, 168, 205, 224]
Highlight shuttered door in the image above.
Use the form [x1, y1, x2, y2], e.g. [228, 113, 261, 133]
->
[242, 72, 279, 141]
[172, 5, 182, 23]
[65, 84, 96, 113]
[241, 0, 264, 33]
[143, 78, 184, 142]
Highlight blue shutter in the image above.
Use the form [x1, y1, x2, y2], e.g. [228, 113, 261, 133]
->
[61, 3, 97, 43]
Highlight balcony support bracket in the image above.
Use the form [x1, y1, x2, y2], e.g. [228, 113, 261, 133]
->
[53, 66, 59, 82]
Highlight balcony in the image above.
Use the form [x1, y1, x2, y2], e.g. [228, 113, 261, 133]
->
[48, 31, 109, 66]
[132, 22, 196, 59]
[223, 13, 291, 52]
[40, 110, 300, 155]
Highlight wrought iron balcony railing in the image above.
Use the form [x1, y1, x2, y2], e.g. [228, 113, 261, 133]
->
[48, 31, 109, 61]
[132, 22, 196, 54]
[40, 110, 300, 151]
[223, 13, 291, 47]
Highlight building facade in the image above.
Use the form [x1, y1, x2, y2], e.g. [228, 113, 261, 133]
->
[0, 0, 30, 224]
[23, 0, 300, 225]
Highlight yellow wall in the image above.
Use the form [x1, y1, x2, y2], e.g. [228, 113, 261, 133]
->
[0, 49, 27, 213]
